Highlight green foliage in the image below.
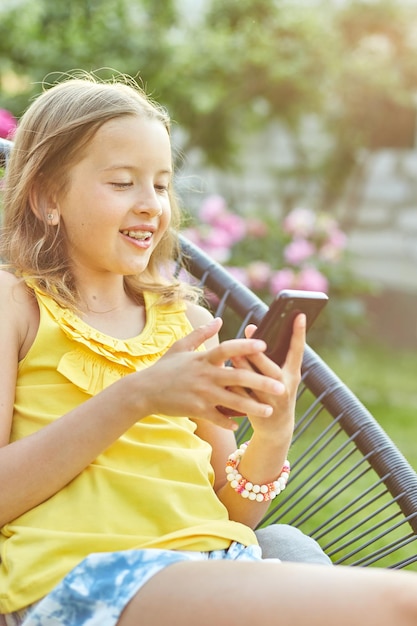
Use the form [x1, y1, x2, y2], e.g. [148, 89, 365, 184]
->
[1, 0, 416, 208]
[183, 196, 373, 348]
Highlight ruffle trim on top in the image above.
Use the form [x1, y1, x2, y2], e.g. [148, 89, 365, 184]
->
[31, 286, 189, 396]
[57, 348, 133, 396]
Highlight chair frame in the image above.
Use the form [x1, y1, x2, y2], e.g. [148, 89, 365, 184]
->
[179, 235, 417, 569]
[0, 138, 12, 167]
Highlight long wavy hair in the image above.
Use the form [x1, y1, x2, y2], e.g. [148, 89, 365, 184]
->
[0, 71, 199, 309]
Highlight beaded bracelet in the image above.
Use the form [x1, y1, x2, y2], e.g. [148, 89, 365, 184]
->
[225, 442, 290, 502]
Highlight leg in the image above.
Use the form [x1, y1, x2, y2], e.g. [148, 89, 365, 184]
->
[255, 524, 332, 565]
[118, 560, 417, 626]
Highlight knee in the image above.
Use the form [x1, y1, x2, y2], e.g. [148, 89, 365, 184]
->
[255, 524, 333, 565]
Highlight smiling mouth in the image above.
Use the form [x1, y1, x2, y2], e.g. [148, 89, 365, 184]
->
[120, 230, 153, 241]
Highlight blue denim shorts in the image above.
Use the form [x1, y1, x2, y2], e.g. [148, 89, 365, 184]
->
[4, 542, 263, 626]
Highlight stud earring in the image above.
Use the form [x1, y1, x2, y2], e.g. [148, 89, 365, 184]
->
[47, 213, 54, 221]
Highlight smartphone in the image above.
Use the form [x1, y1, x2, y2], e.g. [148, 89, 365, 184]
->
[217, 289, 328, 416]
[251, 289, 328, 367]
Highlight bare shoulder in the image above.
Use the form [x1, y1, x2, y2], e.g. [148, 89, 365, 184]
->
[0, 268, 20, 287]
[0, 270, 38, 445]
[185, 301, 215, 328]
[0, 270, 39, 360]
[0, 269, 34, 310]
[185, 301, 219, 350]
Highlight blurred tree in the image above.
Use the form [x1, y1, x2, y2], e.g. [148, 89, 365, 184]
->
[321, 0, 417, 207]
[0, 0, 333, 165]
[0, 0, 416, 209]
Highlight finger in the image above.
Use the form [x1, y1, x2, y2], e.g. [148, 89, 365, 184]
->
[207, 337, 267, 367]
[244, 324, 257, 339]
[229, 354, 255, 372]
[245, 313, 306, 376]
[223, 383, 252, 400]
[166, 317, 223, 354]
[244, 350, 282, 378]
[203, 409, 242, 431]
[284, 313, 306, 370]
[219, 363, 285, 397]
[216, 386, 274, 418]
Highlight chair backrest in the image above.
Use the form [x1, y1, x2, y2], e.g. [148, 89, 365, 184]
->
[0, 138, 12, 168]
[179, 235, 417, 570]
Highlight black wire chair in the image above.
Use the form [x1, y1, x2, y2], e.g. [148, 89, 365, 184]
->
[0, 138, 12, 167]
[1, 137, 416, 570]
[179, 235, 417, 570]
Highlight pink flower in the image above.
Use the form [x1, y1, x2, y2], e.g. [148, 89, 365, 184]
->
[245, 218, 268, 238]
[198, 195, 227, 224]
[246, 261, 273, 290]
[270, 266, 328, 296]
[203, 244, 232, 264]
[226, 266, 249, 286]
[283, 207, 316, 238]
[270, 268, 297, 295]
[204, 225, 238, 249]
[297, 267, 329, 293]
[284, 239, 315, 265]
[204, 245, 231, 263]
[181, 226, 232, 262]
[197, 195, 246, 246]
[318, 227, 347, 262]
[328, 227, 347, 250]
[316, 212, 335, 230]
[0, 108, 17, 139]
[181, 227, 203, 246]
[214, 213, 246, 244]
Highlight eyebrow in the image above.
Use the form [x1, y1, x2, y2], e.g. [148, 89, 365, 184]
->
[102, 164, 172, 175]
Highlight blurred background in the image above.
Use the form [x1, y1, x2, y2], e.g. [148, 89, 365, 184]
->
[1, 0, 416, 468]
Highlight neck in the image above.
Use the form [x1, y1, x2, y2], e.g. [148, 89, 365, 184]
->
[76, 276, 129, 316]
[80, 291, 128, 315]
[85, 303, 122, 314]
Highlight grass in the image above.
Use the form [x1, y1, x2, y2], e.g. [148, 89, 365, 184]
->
[320, 339, 417, 473]
[252, 337, 417, 570]
[234, 334, 417, 571]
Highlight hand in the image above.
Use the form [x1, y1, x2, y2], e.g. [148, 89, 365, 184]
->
[228, 313, 306, 437]
[135, 318, 287, 431]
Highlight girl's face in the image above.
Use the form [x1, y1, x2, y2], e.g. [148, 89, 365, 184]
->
[55, 115, 172, 280]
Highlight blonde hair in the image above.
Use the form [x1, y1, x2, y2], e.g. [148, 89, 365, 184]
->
[0, 71, 199, 309]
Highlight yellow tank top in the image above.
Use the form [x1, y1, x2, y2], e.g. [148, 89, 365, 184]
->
[0, 287, 256, 612]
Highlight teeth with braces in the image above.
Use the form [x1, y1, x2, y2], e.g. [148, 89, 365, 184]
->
[121, 230, 152, 240]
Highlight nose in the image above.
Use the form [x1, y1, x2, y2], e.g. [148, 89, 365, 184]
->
[132, 185, 163, 217]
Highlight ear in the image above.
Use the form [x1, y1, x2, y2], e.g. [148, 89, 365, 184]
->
[45, 208, 60, 226]
[29, 183, 60, 226]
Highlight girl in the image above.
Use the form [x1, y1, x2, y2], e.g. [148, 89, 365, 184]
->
[0, 72, 416, 626]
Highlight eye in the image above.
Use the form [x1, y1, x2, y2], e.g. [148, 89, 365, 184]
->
[155, 184, 169, 194]
[110, 181, 133, 189]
